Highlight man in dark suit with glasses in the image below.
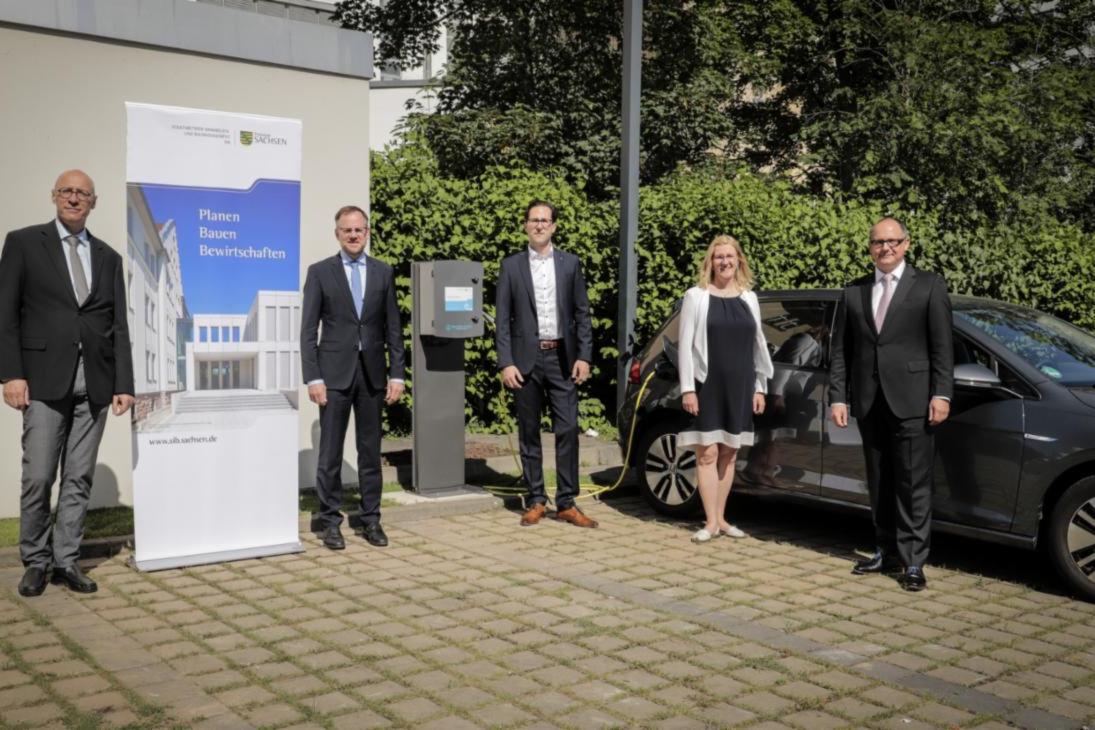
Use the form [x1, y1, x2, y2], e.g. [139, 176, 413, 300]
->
[496, 200, 597, 528]
[830, 217, 954, 591]
[0, 169, 135, 597]
[301, 205, 405, 551]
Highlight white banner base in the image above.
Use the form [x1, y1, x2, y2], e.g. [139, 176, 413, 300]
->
[135, 541, 304, 572]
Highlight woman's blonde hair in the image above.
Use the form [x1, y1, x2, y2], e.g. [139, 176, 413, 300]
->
[696, 234, 753, 290]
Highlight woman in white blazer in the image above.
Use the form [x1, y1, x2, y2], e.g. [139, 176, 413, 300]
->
[677, 235, 774, 543]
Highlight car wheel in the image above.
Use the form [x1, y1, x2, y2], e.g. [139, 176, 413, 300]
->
[635, 418, 700, 517]
[1046, 476, 1095, 602]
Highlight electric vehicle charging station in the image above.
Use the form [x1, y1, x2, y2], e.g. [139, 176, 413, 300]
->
[410, 260, 485, 496]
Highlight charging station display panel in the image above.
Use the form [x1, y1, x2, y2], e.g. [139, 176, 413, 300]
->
[417, 260, 484, 338]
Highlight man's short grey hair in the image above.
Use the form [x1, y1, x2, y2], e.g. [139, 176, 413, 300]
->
[874, 216, 909, 239]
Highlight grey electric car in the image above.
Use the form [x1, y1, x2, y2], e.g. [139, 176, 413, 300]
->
[617, 290, 1095, 601]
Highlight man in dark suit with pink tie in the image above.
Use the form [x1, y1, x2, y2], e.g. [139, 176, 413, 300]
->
[829, 217, 954, 591]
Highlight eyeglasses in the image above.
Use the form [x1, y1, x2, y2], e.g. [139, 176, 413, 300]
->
[869, 238, 906, 249]
[526, 218, 554, 226]
[337, 227, 368, 235]
[55, 187, 94, 200]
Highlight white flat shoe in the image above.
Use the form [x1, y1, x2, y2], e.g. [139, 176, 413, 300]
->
[691, 528, 716, 543]
[720, 525, 746, 538]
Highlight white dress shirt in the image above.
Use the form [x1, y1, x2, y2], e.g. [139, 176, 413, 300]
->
[55, 218, 92, 295]
[528, 245, 559, 340]
[871, 260, 906, 318]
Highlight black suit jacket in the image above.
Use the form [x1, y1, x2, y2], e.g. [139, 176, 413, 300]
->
[496, 248, 593, 374]
[0, 221, 134, 404]
[300, 253, 405, 391]
[829, 264, 954, 420]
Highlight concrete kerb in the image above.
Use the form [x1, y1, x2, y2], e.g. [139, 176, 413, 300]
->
[0, 490, 505, 569]
[0, 431, 622, 568]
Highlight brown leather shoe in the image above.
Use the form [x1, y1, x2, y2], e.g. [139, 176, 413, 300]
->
[554, 506, 598, 528]
[520, 502, 547, 526]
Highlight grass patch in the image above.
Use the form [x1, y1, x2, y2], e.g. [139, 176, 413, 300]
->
[0, 484, 412, 547]
[0, 507, 136, 548]
[84, 506, 135, 539]
[298, 483, 406, 513]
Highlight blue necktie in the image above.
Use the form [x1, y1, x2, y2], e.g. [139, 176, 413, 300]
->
[349, 258, 363, 318]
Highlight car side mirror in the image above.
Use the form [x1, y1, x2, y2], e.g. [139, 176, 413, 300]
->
[953, 363, 1002, 388]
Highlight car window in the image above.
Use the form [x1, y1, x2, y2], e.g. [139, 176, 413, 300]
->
[956, 304, 1095, 387]
[760, 301, 832, 369]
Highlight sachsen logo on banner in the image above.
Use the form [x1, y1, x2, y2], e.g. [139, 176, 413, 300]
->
[239, 130, 288, 147]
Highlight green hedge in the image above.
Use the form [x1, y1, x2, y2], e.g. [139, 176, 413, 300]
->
[370, 145, 1095, 435]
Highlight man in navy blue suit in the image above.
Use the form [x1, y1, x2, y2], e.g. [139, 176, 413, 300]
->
[301, 206, 405, 550]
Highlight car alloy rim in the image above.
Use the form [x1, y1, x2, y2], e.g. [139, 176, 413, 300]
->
[1067, 496, 1095, 581]
[644, 433, 697, 506]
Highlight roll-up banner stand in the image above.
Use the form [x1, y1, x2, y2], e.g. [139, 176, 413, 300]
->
[126, 102, 303, 570]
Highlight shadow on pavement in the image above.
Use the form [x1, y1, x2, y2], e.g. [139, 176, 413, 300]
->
[592, 468, 1074, 600]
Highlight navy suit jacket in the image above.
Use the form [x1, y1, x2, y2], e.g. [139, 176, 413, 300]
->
[300, 253, 405, 391]
[829, 264, 954, 420]
[495, 247, 593, 374]
[0, 221, 134, 404]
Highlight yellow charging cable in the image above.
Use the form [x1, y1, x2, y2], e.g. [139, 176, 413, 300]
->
[479, 369, 657, 503]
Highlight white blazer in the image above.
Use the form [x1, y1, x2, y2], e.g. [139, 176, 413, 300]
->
[677, 287, 774, 395]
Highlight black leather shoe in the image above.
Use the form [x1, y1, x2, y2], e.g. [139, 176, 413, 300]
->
[852, 551, 903, 575]
[50, 565, 97, 594]
[900, 566, 927, 592]
[18, 567, 48, 597]
[322, 526, 345, 550]
[362, 522, 388, 547]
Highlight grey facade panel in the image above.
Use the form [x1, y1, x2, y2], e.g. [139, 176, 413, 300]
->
[0, 0, 372, 79]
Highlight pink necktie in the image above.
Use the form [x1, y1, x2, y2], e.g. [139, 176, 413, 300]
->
[875, 273, 894, 332]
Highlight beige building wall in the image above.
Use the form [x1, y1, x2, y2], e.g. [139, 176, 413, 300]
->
[0, 24, 371, 518]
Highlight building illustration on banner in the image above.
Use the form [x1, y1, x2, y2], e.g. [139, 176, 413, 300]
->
[126, 183, 299, 431]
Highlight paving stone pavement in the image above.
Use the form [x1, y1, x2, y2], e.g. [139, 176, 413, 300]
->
[2, 493, 1094, 729]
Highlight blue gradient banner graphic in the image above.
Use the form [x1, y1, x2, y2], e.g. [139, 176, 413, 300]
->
[139, 180, 300, 316]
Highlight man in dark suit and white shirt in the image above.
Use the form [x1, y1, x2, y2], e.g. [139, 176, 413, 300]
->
[0, 169, 135, 597]
[829, 217, 954, 591]
[301, 205, 405, 551]
[496, 200, 597, 528]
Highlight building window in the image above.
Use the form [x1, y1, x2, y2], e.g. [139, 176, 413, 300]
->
[265, 352, 276, 389]
[211, 327, 220, 343]
[232, 326, 241, 342]
[199, 326, 208, 343]
[221, 326, 229, 343]
[279, 351, 290, 389]
[278, 306, 290, 341]
[265, 306, 276, 341]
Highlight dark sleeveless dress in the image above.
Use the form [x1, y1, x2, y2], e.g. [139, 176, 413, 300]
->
[678, 294, 756, 448]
